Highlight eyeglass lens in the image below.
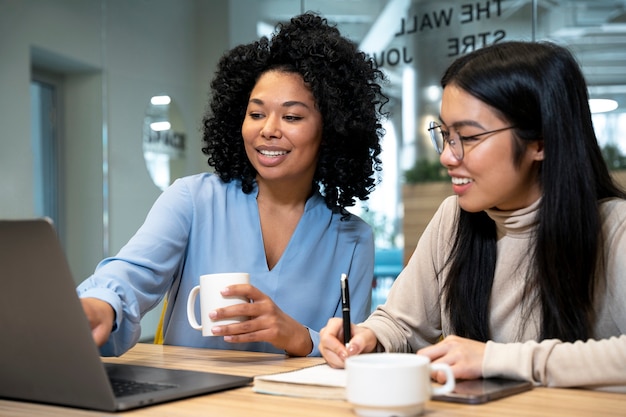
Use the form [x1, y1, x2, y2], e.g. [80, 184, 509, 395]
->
[429, 122, 462, 160]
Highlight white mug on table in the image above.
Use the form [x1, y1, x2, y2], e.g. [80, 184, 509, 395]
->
[186, 272, 250, 336]
[345, 352, 455, 417]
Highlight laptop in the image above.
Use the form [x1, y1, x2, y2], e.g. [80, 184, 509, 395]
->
[0, 219, 252, 412]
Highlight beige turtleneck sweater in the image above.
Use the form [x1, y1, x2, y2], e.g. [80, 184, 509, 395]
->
[362, 195, 626, 392]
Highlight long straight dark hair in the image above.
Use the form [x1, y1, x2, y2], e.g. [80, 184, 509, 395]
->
[440, 41, 625, 342]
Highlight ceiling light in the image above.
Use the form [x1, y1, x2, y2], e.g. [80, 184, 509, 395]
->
[150, 95, 171, 105]
[589, 98, 618, 114]
[150, 121, 171, 131]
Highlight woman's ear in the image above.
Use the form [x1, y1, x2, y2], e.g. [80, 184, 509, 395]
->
[530, 139, 545, 161]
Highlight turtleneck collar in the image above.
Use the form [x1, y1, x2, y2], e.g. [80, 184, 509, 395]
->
[484, 198, 541, 239]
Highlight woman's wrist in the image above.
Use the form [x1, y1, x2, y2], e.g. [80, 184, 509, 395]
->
[284, 325, 313, 357]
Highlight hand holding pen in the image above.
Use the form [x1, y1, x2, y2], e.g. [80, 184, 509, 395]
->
[318, 276, 379, 368]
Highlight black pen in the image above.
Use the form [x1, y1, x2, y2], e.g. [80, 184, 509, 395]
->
[340, 273, 351, 347]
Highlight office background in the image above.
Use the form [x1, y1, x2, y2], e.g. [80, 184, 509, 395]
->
[1, 0, 624, 341]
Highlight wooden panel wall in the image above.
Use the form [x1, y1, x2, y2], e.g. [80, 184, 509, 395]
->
[402, 182, 452, 266]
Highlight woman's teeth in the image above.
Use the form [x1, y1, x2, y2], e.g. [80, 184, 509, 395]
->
[259, 150, 288, 157]
[451, 177, 473, 185]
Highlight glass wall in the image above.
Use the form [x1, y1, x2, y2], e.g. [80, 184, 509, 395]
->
[249, 0, 625, 233]
[237, 0, 626, 306]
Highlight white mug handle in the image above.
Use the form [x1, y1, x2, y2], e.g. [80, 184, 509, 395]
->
[186, 285, 202, 330]
[430, 363, 456, 395]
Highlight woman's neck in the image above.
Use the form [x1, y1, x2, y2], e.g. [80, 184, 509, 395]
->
[255, 176, 313, 208]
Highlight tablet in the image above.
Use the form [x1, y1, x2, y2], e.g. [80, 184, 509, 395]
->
[432, 378, 533, 404]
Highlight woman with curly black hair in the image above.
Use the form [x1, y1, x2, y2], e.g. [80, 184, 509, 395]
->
[77, 13, 388, 357]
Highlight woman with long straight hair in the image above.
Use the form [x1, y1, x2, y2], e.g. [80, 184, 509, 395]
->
[320, 40, 626, 390]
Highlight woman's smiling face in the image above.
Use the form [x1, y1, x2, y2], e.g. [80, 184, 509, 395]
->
[438, 84, 544, 212]
[241, 70, 323, 187]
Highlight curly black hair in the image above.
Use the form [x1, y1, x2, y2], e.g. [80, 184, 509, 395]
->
[201, 12, 388, 214]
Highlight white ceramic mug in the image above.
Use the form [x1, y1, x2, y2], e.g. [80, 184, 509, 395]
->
[186, 272, 250, 336]
[345, 353, 455, 417]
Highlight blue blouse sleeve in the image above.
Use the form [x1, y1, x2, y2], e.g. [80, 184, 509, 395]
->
[76, 178, 193, 356]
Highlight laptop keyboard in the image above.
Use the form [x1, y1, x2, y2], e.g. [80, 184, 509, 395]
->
[110, 378, 178, 397]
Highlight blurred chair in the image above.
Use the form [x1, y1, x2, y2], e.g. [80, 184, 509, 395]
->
[371, 248, 403, 310]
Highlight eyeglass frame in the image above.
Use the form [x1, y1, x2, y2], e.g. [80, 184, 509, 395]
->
[427, 120, 516, 161]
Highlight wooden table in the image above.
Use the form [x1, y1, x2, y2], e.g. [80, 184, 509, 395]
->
[0, 343, 624, 416]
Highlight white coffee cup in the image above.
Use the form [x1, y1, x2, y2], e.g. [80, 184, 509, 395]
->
[186, 272, 250, 336]
[345, 353, 455, 417]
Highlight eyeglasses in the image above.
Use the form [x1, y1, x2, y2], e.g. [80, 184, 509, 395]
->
[428, 121, 515, 161]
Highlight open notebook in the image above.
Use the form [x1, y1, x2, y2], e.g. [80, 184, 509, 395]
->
[253, 364, 347, 399]
[0, 219, 252, 412]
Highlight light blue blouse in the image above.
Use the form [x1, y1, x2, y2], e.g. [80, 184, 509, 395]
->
[77, 173, 374, 357]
